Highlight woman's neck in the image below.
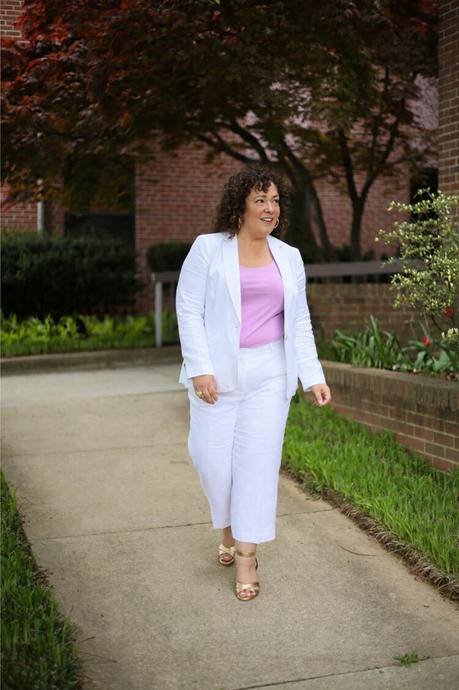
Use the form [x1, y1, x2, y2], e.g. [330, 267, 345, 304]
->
[237, 232, 272, 266]
[237, 231, 268, 254]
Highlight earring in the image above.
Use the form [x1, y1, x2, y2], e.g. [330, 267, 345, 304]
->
[237, 217, 242, 230]
[274, 218, 280, 229]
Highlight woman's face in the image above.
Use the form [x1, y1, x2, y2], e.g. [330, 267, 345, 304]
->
[239, 182, 280, 238]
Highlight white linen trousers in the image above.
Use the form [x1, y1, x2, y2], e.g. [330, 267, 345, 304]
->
[187, 335, 292, 544]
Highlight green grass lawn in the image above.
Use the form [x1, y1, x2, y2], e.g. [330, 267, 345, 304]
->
[1, 471, 83, 690]
[283, 394, 459, 595]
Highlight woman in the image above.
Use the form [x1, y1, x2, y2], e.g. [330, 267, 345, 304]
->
[176, 165, 331, 601]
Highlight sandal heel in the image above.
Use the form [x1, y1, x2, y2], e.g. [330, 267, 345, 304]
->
[234, 550, 260, 601]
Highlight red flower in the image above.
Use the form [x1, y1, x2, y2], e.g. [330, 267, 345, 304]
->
[444, 306, 454, 319]
[423, 335, 431, 347]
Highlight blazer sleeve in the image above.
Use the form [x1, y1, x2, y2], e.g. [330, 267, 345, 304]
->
[293, 248, 327, 392]
[175, 235, 215, 379]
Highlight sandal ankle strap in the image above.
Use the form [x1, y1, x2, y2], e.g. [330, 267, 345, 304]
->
[235, 550, 256, 558]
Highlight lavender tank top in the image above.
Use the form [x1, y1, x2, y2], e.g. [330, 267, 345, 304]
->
[239, 259, 285, 347]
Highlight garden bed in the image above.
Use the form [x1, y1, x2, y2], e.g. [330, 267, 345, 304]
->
[283, 394, 459, 600]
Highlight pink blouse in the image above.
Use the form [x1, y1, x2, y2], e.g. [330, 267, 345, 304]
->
[239, 259, 285, 347]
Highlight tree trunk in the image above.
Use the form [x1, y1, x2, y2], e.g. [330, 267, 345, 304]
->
[287, 184, 321, 261]
[350, 196, 366, 259]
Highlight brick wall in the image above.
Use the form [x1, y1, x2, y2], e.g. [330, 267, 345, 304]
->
[439, 1, 459, 193]
[313, 173, 408, 259]
[1, 2, 38, 231]
[319, 362, 459, 473]
[0, 0, 22, 37]
[1, 184, 37, 232]
[307, 282, 433, 345]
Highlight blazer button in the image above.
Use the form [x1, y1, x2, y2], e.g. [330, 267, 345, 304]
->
[284, 335, 288, 340]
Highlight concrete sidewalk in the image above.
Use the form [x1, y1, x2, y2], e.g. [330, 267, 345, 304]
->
[1, 361, 458, 690]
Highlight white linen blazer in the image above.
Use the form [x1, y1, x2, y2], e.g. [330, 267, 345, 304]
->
[175, 231, 326, 400]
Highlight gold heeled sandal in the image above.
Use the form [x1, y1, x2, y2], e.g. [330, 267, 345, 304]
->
[234, 550, 260, 601]
[218, 543, 236, 566]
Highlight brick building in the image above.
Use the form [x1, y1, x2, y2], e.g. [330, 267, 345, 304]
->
[439, 1, 459, 193]
[1, 2, 37, 230]
[1, 1, 443, 313]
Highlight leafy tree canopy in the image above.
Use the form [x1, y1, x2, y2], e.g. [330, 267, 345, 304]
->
[2, 0, 438, 259]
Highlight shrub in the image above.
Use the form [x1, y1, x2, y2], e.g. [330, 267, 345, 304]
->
[376, 188, 459, 341]
[1, 231, 143, 319]
[146, 242, 192, 272]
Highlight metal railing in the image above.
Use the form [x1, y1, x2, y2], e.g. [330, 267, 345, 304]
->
[150, 259, 410, 347]
[303, 258, 406, 278]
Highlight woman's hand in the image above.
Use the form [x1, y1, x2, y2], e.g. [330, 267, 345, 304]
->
[310, 384, 331, 407]
[192, 375, 219, 404]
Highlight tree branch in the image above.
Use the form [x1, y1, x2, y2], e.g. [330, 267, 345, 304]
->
[276, 135, 333, 257]
[196, 132, 253, 164]
[361, 108, 403, 199]
[227, 117, 271, 163]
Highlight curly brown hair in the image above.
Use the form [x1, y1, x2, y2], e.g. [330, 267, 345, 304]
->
[212, 164, 290, 238]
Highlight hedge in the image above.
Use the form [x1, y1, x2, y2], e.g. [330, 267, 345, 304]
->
[146, 242, 192, 272]
[1, 232, 143, 319]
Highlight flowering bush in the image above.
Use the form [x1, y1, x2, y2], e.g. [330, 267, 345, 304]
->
[375, 188, 459, 342]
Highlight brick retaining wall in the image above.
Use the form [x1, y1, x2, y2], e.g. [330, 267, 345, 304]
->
[319, 361, 459, 474]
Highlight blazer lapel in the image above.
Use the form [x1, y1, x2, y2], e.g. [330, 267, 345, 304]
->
[222, 234, 241, 322]
[267, 235, 295, 310]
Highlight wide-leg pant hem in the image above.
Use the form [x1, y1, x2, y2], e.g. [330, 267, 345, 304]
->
[210, 522, 276, 544]
[231, 531, 276, 545]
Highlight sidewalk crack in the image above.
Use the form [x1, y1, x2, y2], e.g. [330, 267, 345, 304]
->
[228, 655, 459, 689]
